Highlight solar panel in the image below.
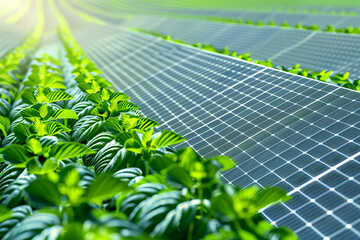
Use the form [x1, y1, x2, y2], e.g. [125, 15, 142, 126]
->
[172, 9, 356, 28]
[121, 15, 360, 79]
[72, 23, 360, 239]
[67, 0, 360, 28]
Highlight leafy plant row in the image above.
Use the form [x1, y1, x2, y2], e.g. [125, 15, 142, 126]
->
[0, 25, 298, 239]
[277, 8, 357, 16]
[135, 29, 360, 92]
[0, 29, 43, 140]
[207, 16, 360, 35]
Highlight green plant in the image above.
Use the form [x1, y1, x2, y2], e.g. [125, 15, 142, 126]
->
[208, 16, 360, 35]
[0, 14, 298, 240]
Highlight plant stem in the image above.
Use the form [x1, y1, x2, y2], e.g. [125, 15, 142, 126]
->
[145, 161, 149, 176]
[187, 221, 194, 240]
[198, 182, 204, 217]
[234, 217, 242, 238]
[64, 118, 68, 127]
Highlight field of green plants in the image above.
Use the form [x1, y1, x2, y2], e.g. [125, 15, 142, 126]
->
[0, 2, 299, 239]
[1, 0, 360, 239]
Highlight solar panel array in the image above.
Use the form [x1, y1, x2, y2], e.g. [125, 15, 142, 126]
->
[121, 15, 360, 79]
[67, 0, 360, 28]
[71, 23, 360, 240]
[166, 9, 360, 28]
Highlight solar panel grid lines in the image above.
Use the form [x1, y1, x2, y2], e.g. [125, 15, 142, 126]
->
[260, 152, 360, 238]
[165, 9, 360, 28]
[248, 30, 312, 61]
[123, 15, 360, 78]
[74, 27, 215, 152]
[73, 24, 360, 239]
[267, 31, 318, 60]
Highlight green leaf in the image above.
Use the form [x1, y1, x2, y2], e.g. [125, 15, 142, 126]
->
[0, 205, 11, 223]
[85, 174, 128, 204]
[26, 138, 43, 155]
[208, 155, 235, 171]
[30, 119, 47, 136]
[152, 199, 200, 237]
[77, 82, 91, 92]
[13, 123, 32, 141]
[115, 132, 133, 145]
[121, 114, 139, 131]
[131, 174, 166, 187]
[35, 87, 49, 103]
[90, 107, 108, 118]
[39, 104, 49, 119]
[21, 88, 37, 105]
[72, 115, 104, 142]
[233, 186, 259, 218]
[50, 142, 96, 161]
[101, 88, 111, 101]
[152, 130, 185, 149]
[210, 191, 236, 217]
[238, 230, 258, 240]
[319, 71, 333, 81]
[142, 128, 154, 147]
[0, 144, 30, 167]
[103, 118, 123, 132]
[117, 101, 140, 112]
[136, 118, 161, 131]
[254, 187, 291, 209]
[110, 92, 130, 102]
[87, 93, 102, 105]
[176, 147, 198, 170]
[52, 109, 78, 120]
[46, 90, 74, 103]
[0, 116, 10, 137]
[27, 158, 58, 175]
[26, 178, 61, 206]
[165, 165, 194, 188]
[45, 121, 71, 136]
[124, 138, 143, 154]
[19, 107, 41, 119]
[2, 213, 61, 240]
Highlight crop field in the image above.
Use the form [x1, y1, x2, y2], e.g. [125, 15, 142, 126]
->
[0, 0, 360, 239]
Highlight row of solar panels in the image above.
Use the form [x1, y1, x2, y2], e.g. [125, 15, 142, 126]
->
[70, 22, 360, 240]
[166, 9, 360, 28]
[120, 15, 360, 80]
[75, 0, 360, 27]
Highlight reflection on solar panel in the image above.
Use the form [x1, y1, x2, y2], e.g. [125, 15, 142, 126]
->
[73, 23, 360, 239]
[121, 15, 360, 79]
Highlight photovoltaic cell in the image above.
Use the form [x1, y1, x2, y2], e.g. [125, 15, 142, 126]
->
[71, 23, 360, 239]
[121, 15, 360, 79]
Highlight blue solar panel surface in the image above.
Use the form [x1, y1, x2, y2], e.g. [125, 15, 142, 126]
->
[66, 0, 360, 28]
[166, 9, 360, 28]
[121, 15, 360, 79]
[71, 23, 360, 240]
